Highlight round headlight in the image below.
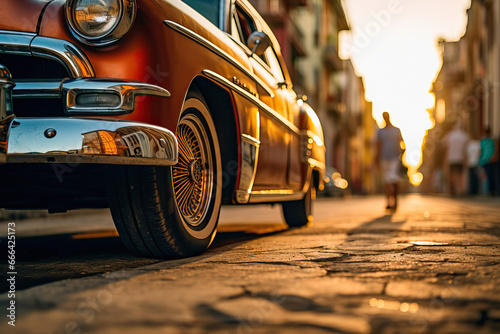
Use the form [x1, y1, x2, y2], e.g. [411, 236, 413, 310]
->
[66, 0, 136, 46]
[73, 0, 121, 37]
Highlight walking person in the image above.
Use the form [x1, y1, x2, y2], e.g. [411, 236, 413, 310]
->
[479, 127, 499, 196]
[445, 122, 469, 196]
[376, 112, 405, 209]
[466, 134, 481, 195]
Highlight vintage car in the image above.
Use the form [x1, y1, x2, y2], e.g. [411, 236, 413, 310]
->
[0, 0, 325, 258]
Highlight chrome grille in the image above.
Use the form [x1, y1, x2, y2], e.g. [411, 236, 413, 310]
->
[0, 29, 95, 117]
[0, 53, 69, 80]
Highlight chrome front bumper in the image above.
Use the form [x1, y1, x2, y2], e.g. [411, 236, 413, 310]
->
[0, 116, 178, 166]
[0, 31, 177, 166]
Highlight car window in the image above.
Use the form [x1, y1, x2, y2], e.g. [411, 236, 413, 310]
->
[182, 0, 220, 27]
[234, 4, 257, 45]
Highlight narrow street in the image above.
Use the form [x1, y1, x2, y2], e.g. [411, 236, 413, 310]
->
[1, 194, 500, 334]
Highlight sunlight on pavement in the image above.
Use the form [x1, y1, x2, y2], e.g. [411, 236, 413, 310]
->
[410, 241, 448, 246]
[369, 298, 419, 314]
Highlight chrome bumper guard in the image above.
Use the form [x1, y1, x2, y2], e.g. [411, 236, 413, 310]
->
[0, 116, 178, 166]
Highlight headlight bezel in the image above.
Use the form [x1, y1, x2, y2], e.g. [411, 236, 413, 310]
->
[65, 0, 136, 47]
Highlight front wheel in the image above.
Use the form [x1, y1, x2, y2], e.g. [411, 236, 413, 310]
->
[108, 93, 222, 258]
[282, 184, 314, 227]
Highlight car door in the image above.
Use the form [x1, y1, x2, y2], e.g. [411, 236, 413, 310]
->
[231, 1, 291, 189]
[260, 46, 304, 189]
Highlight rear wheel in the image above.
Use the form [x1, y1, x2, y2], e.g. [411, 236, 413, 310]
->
[282, 183, 314, 227]
[108, 92, 222, 258]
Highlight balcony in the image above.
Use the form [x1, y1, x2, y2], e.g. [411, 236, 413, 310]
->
[250, 0, 307, 68]
[250, 0, 308, 25]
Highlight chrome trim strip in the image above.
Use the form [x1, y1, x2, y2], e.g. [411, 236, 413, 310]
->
[0, 31, 35, 55]
[249, 190, 305, 203]
[1, 117, 178, 166]
[13, 80, 62, 98]
[204, 69, 257, 102]
[0, 30, 95, 78]
[241, 133, 260, 146]
[163, 20, 274, 97]
[61, 78, 170, 115]
[252, 189, 294, 195]
[30, 36, 95, 78]
[203, 70, 301, 135]
[308, 158, 326, 170]
[236, 133, 260, 204]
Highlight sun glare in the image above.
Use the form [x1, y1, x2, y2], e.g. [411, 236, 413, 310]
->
[341, 0, 471, 185]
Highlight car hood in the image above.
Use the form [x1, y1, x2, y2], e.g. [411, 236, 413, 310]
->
[0, 0, 55, 33]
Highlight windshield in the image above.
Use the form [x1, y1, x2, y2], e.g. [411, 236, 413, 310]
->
[182, 0, 221, 27]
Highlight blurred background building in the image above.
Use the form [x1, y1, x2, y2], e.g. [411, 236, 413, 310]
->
[250, 0, 377, 195]
[423, 0, 500, 194]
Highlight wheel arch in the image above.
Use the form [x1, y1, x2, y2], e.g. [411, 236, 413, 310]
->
[187, 76, 240, 205]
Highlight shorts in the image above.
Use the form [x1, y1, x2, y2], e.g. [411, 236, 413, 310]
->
[450, 163, 463, 173]
[381, 158, 400, 184]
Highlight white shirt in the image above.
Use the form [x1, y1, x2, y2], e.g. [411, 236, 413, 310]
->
[467, 140, 481, 167]
[446, 128, 469, 164]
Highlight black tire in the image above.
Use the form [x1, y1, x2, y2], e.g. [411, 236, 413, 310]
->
[108, 92, 222, 258]
[282, 183, 314, 227]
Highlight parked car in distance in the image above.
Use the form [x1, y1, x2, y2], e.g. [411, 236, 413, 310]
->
[0, 0, 326, 258]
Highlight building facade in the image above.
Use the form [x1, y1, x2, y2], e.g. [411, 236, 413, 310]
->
[251, 0, 375, 194]
[424, 0, 500, 194]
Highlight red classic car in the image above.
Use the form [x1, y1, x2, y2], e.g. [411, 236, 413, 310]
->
[0, 0, 326, 258]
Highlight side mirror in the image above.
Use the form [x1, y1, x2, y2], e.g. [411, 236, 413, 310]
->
[247, 31, 271, 57]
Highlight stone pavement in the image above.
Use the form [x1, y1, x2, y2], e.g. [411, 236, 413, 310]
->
[1, 194, 499, 334]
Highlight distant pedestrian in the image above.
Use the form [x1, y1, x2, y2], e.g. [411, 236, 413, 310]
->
[445, 122, 469, 196]
[376, 112, 405, 209]
[466, 134, 481, 195]
[479, 127, 499, 196]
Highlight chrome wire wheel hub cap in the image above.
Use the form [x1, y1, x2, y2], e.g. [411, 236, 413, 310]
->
[172, 114, 213, 227]
[188, 159, 203, 184]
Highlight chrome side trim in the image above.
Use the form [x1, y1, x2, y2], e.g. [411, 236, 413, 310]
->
[252, 189, 294, 195]
[1, 117, 178, 166]
[204, 69, 257, 102]
[249, 189, 305, 203]
[308, 158, 326, 170]
[30, 36, 95, 78]
[203, 70, 301, 135]
[61, 78, 170, 115]
[241, 133, 260, 146]
[236, 133, 260, 204]
[163, 20, 274, 97]
[0, 31, 34, 55]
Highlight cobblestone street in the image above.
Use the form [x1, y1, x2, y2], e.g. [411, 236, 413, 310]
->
[1, 194, 500, 334]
